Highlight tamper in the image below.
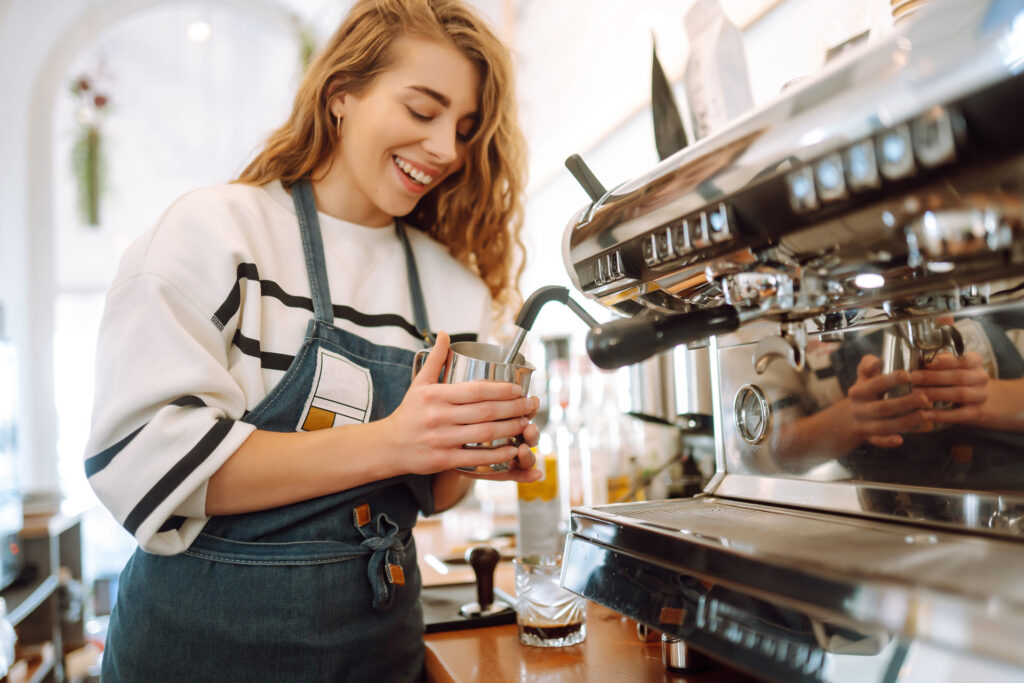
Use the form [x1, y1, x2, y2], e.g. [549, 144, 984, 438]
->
[459, 545, 512, 618]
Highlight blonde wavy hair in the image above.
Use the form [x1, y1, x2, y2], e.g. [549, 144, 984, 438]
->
[237, 0, 527, 321]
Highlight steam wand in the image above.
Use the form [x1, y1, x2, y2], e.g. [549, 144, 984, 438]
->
[500, 286, 599, 365]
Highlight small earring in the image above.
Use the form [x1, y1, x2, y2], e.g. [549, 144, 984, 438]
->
[334, 115, 342, 139]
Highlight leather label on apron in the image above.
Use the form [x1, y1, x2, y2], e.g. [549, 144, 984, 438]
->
[298, 348, 374, 431]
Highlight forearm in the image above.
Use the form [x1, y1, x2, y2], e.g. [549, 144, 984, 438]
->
[432, 470, 474, 513]
[777, 399, 864, 463]
[206, 421, 402, 516]
[973, 377, 1024, 432]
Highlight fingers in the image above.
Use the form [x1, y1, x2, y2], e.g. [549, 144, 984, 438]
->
[411, 331, 450, 386]
[917, 385, 987, 405]
[867, 434, 904, 448]
[447, 394, 538, 425]
[851, 390, 928, 419]
[911, 367, 988, 389]
[520, 422, 540, 449]
[443, 380, 529, 404]
[848, 369, 910, 402]
[924, 404, 985, 424]
[857, 354, 882, 380]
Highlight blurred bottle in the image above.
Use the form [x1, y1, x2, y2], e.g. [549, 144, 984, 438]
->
[516, 337, 571, 558]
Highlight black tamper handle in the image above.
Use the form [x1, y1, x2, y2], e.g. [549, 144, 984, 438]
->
[467, 545, 500, 609]
[585, 305, 740, 370]
[565, 154, 606, 202]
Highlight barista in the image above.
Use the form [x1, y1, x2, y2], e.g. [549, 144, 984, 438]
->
[84, 1, 539, 680]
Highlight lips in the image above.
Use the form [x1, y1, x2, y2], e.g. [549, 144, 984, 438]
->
[393, 155, 436, 185]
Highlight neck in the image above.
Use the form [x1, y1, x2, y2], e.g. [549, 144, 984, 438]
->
[310, 161, 392, 228]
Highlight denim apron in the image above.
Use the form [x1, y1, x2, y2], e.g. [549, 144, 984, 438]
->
[102, 180, 435, 682]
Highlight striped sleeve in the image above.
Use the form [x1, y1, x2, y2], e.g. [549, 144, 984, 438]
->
[85, 269, 256, 555]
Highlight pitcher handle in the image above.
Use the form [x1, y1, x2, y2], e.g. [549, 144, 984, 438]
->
[412, 348, 430, 380]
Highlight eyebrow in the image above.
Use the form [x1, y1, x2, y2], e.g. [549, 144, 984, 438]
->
[408, 85, 450, 107]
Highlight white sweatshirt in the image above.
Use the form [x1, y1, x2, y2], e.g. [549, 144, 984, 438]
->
[86, 181, 491, 554]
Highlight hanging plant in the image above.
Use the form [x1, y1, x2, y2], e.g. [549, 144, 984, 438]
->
[291, 14, 318, 73]
[69, 76, 111, 227]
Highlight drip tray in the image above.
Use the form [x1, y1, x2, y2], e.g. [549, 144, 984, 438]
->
[563, 496, 1024, 668]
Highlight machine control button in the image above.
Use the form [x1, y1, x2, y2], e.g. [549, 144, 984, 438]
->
[734, 384, 771, 444]
[786, 166, 819, 213]
[912, 106, 957, 168]
[643, 234, 660, 266]
[655, 227, 674, 262]
[690, 212, 712, 249]
[844, 139, 881, 192]
[673, 219, 692, 256]
[608, 251, 625, 279]
[594, 255, 606, 285]
[814, 153, 847, 202]
[708, 204, 731, 242]
[876, 123, 915, 180]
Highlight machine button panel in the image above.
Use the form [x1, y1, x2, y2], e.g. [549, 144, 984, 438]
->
[785, 106, 960, 215]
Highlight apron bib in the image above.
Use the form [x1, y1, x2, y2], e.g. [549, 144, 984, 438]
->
[102, 180, 435, 683]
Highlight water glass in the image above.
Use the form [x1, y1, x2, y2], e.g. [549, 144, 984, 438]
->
[514, 555, 587, 647]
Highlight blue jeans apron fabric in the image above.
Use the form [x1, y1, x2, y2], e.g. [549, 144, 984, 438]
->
[102, 180, 435, 682]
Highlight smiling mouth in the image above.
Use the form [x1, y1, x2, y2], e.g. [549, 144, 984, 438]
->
[393, 155, 435, 185]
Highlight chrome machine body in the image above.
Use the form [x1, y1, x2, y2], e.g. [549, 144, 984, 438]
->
[559, 2, 1024, 680]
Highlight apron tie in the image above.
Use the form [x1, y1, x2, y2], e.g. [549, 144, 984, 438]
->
[357, 511, 407, 611]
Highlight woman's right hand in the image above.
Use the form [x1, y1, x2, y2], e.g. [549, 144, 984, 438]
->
[381, 331, 538, 476]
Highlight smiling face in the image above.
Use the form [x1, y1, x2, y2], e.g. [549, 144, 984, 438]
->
[318, 36, 481, 227]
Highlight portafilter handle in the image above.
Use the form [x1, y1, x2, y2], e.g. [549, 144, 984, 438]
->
[586, 306, 740, 370]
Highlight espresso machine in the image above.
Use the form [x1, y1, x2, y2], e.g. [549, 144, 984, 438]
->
[557, 1, 1024, 680]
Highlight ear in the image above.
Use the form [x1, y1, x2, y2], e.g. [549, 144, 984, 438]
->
[328, 93, 347, 120]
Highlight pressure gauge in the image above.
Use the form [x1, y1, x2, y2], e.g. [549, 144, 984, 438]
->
[734, 384, 770, 444]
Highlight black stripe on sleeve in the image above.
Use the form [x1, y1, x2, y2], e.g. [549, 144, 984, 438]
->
[123, 418, 235, 536]
[231, 330, 295, 371]
[84, 395, 209, 478]
[212, 263, 261, 329]
[85, 424, 144, 477]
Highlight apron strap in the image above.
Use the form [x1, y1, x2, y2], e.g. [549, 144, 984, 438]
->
[395, 220, 434, 348]
[291, 179, 334, 324]
[292, 179, 434, 344]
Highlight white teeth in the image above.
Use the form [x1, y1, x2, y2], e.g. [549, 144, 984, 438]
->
[393, 155, 434, 185]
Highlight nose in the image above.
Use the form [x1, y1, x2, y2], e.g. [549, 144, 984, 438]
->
[422, 121, 460, 166]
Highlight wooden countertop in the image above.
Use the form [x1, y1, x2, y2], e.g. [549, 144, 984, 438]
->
[415, 511, 761, 683]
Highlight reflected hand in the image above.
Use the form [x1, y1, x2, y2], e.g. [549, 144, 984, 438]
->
[847, 354, 931, 448]
[911, 351, 988, 425]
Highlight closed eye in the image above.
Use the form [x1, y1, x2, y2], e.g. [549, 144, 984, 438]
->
[406, 106, 432, 122]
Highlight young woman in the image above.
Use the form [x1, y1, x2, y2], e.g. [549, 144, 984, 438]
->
[86, 1, 539, 680]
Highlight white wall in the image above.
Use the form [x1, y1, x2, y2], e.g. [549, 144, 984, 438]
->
[0, 0, 334, 493]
